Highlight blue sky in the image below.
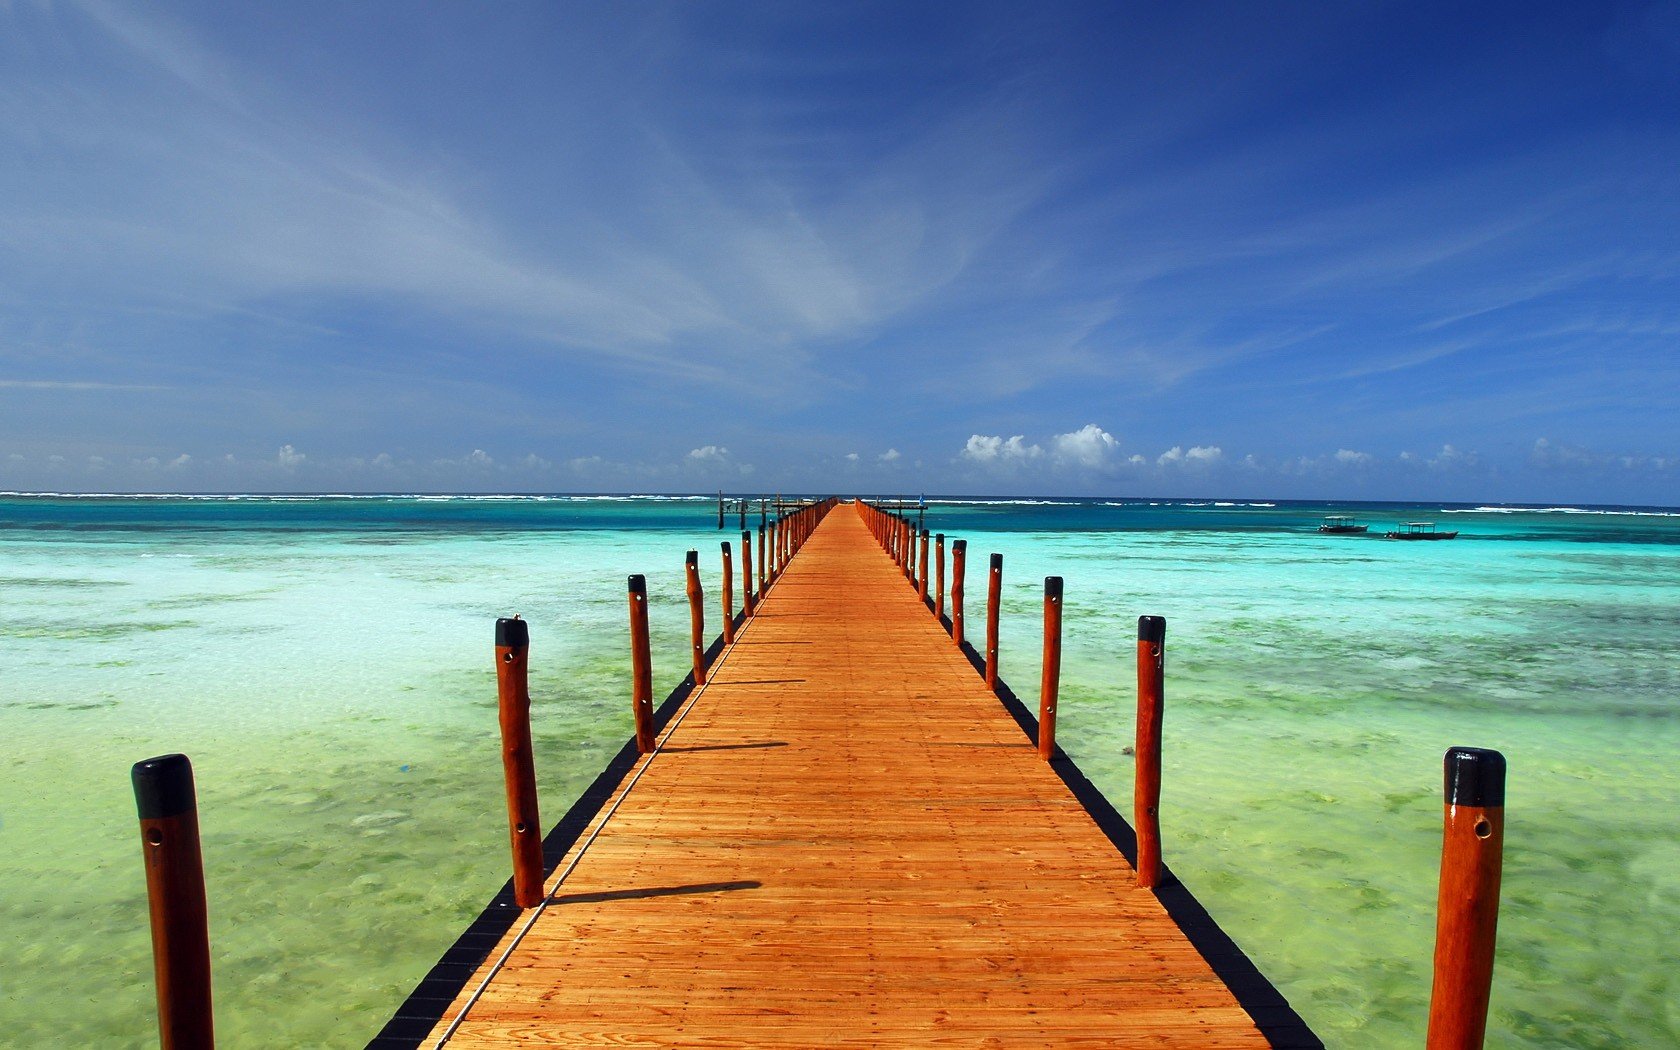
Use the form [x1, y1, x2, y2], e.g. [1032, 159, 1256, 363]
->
[2, 2, 1677, 502]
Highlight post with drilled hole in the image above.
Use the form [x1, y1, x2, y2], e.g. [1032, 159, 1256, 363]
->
[918, 530, 930, 604]
[757, 523, 768, 595]
[1427, 747, 1507, 1050]
[1135, 616, 1166, 889]
[132, 753, 214, 1050]
[741, 530, 756, 617]
[628, 574, 655, 753]
[720, 542, 736, 644]
[684, 551, 707, 685]
[493, 616, 544, 908]
[1038, 577, 1063, 760]
[934, 533, 946, 620]
[951, 540, 967, 645]
[984, 553, 1003, 691]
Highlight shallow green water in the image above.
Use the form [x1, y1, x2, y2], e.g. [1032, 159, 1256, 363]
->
[1, 495, 1675, 1046]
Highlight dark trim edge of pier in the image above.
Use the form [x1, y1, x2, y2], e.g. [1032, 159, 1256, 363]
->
[939, 607, 1325, 1050]
[365, 619, 742, 1050]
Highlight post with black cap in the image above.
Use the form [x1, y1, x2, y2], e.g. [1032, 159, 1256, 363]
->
[131, 753, 214, 1050]
[684, 550, 707, 686]
[984, 553, 1003, 691]
[950, 540, 967, 645]
[917, 530, 930, 604]
[757, 522, 768, 595]
[934, 533, 946, 620]
[1427, 747, 1507, 1050]
[1038, 577, 1063, 760]
[628, 575, 655, 753]
[495, 617, 544, 908]
[720, 541, 736, 645]
[1135, 616, 1166, 889]
[741, 530, 756, 617]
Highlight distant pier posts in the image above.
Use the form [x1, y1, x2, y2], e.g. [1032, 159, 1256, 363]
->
[720, 542, 736, 645]
[131, 753, 214, 1050]
[1427, 747, 1507, 1050]
[628, 575, 655, 753]
[741, 530, 756, 617]
[951, 540, 967, 645]
[494, 617, 545, 908]
[1135, 616, 1166, 889]
[917, 530, 930, 604]
[685, 551, 707, 686]
[984, 553, 1003, 691]
[738, 498, 746, 531]
[716, 490, 724, 529]
[1038, 577, 1063, 761]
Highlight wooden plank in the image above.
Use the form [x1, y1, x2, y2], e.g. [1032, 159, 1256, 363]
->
[422, 505, 1275, 1047]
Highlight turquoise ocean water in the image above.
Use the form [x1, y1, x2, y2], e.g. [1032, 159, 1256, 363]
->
[2, 494, 1676, 1047]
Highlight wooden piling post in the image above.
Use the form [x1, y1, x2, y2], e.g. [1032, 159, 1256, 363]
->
[951, 540, 967, 645]
[984, 553, 1002, 691]
[720, 542, 736, 644]
[738, 498, 746, 530]
[717, 491, 724, 529]
[741, 530, 755, 617]
[494, 617, 544, 908]
[918, 530, 930, 603]
[1135, 616, 1166, 889]
[757, 523, 767, 594]
[1427, 747, 1507, 1050]
[934, 533, 946, 620]
[684, 551, 707, 686]
[628, 574, 655, 753]
[768, 519, 779, 582]
[131, 753, 214, 1050]
[1038, 577, 1063, 761]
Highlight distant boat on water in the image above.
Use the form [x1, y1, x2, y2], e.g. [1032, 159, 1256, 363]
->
[1318, 515, 1368, 534]
[1385, 521, 1459, 540]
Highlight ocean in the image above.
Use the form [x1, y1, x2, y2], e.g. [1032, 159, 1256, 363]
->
[2, 494, 1676, 1047]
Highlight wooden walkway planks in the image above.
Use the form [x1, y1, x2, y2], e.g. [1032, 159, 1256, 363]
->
[424, 505, 1275, 1047]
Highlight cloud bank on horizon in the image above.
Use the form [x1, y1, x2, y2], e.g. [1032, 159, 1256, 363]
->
[2, 2, 1677, 503]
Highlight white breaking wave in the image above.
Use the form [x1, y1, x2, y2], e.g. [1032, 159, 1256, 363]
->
[1441, 505, 1680, 518]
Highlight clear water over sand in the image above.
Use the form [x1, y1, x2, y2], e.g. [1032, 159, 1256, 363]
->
[2, 495, 1675, 1046]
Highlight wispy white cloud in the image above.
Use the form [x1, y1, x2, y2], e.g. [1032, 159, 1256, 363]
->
[1048, 424, 1120, 469]
[1157, 445, 1222, 468]
[0, 380, 169, 391]
[959, 434, 1043, 469]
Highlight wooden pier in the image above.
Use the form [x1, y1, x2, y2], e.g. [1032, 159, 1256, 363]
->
[376, 502, 1318, 1047]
